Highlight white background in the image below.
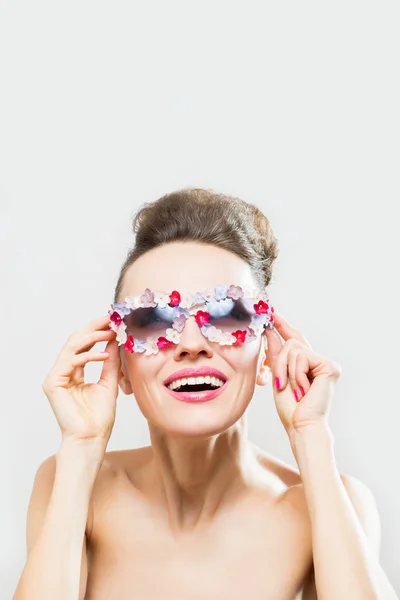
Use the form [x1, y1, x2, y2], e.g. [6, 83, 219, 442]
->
[1, 1, 399, 596]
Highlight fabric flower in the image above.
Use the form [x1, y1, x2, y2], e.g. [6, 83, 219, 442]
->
[192, 292, 206, 305]
[244, 327, 258, 344]
[124, 335, 135, 353]
[157, 336, 175, 349]
[254, 300, 270, 314]
[249, 313, 268, 335]
[124, 296, 142, 310]
[168, 290, 181, 307]
[165, 328, 182, 344]
[115, 326, 128, 345]
[109, 310, 123, 327]
[133, 339, 146, 353]
[201, 288, 215, 302]
[231, 329, 247, 345]
[218, 331, 236, 345]
[201, 325, 222, 342]
[172, 313, 187, 332]
[194, 310, 211, 327]
[227, 285, 244, 300]
[214, 285, 228, 301]
[140, 288, 157, 308]
[154, 291, 171, 308]
[143, 338, 159, 356]
[177, 292, 193, 310]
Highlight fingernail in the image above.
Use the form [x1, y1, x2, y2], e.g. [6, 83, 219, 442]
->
[294, 390, 299, 402]
[275, 377, 281, 390]
[300, 386, 305, 396]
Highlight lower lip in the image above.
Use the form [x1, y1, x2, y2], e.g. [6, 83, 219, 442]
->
[163, 381, 228, 403]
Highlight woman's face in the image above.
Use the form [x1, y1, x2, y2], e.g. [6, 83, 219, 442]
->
[117, 241, 271, 437]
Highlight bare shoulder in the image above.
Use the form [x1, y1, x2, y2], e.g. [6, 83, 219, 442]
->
[92, 445, 153, 492]
[250, 442, 302, 489]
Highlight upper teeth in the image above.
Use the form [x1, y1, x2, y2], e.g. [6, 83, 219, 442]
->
[167, 376, 225, 390]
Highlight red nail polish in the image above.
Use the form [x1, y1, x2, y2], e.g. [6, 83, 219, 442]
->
[300, 386, 305, 396]
[275, 377, 281, 390]
[294, 390, 299, 402]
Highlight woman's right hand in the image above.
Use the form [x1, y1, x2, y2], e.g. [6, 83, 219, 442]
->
[42, 315, 121, 447]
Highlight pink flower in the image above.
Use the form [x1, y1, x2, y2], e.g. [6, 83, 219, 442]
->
[124, 335, 135, 353]
[254, 300, 270, 314]
[110, 311, 122, 326]
[157, 337, 175, 349]
[194, 310, 211, 326]
[169, 290, 181, 307]
[232, 330, 247, 345]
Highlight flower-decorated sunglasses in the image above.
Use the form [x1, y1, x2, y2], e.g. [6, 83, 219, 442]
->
[108, 284, 275, 356]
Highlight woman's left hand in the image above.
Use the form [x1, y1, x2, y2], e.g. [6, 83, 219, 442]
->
[264, 311, 342, 445]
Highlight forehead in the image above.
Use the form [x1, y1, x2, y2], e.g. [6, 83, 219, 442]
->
[119, 241, 257, 298]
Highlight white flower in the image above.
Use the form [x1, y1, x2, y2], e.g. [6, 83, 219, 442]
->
[143, 338, 159, 356]
[110, 319, 126, 334]
[179, 292, 194, 309]
[116, 326, 128, 345]
[201, 288, 215, 302]
[165, 328, 182, 344]
[201, 325, 223, 342]
[249, 314, 268, 336]
[153, 291, 171, 308]
[187, 303, 207, 316]
[218, 331, 236, 345]
[124, 295, 142, 310]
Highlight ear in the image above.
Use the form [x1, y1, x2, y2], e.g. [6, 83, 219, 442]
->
[118, 349, 134, 395]
[256, 334, 272, 387]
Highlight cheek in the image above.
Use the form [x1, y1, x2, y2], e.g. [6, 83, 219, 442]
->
[220, 338, 262, 372]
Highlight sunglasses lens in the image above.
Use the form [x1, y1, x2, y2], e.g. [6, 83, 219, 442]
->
[206, 298, 255, 333]
[122, 298, 258, 341]
[123, 305, 176, 340]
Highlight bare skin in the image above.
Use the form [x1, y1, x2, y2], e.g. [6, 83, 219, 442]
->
[33, 440, 313, 600]
[18, 241, 366, 599]
[83, 444, 315, 600]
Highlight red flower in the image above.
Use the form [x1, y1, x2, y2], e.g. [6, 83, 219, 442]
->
[232, 330, 247, 345]
[169, 291, 181, 307]
[194, 310, 211, 326]
[254, 300, 269, 315]
[124, 335, 134, 353]
[110, 311, 122, 326]
[157, 337, 175, 349]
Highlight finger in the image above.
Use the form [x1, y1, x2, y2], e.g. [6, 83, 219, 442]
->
[72, 315, 115, 341]
[288, 348, 302, 399]
[264, 327, 284, 364]
[98, 338, 121, 397]
[271, 339, 304, 391]
[50, 331, 115, 382]
[69, 329, 115, 355]
[272, 312, 312, 348]
[295, 353, 312, 398]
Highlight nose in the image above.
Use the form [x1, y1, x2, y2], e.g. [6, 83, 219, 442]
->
[172, 314, 214, 359]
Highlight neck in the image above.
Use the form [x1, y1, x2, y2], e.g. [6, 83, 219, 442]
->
[146, 415, 260, 533]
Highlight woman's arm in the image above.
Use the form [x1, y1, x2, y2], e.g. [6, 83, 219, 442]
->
[294, 424, 397, 600]
[263, 312, 398, 600]
[13, 440, 104, 600]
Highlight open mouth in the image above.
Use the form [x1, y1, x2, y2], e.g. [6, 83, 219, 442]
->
[172, 383, 221, 393]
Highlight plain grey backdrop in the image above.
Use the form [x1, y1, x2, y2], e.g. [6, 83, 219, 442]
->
[1, 1, 399, 597]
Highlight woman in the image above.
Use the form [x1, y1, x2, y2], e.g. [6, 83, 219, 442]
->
[13, 188, 397, 599]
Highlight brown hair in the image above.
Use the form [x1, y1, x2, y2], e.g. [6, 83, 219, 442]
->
[114, 187, 279, 303]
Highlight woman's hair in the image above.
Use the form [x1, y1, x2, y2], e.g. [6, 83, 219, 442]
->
[114, 187, 279, 303]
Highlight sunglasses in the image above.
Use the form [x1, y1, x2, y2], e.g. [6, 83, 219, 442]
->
[108, 284, 275, 356]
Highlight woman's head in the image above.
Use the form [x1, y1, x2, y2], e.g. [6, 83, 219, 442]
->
[114, 188, 279, 438]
